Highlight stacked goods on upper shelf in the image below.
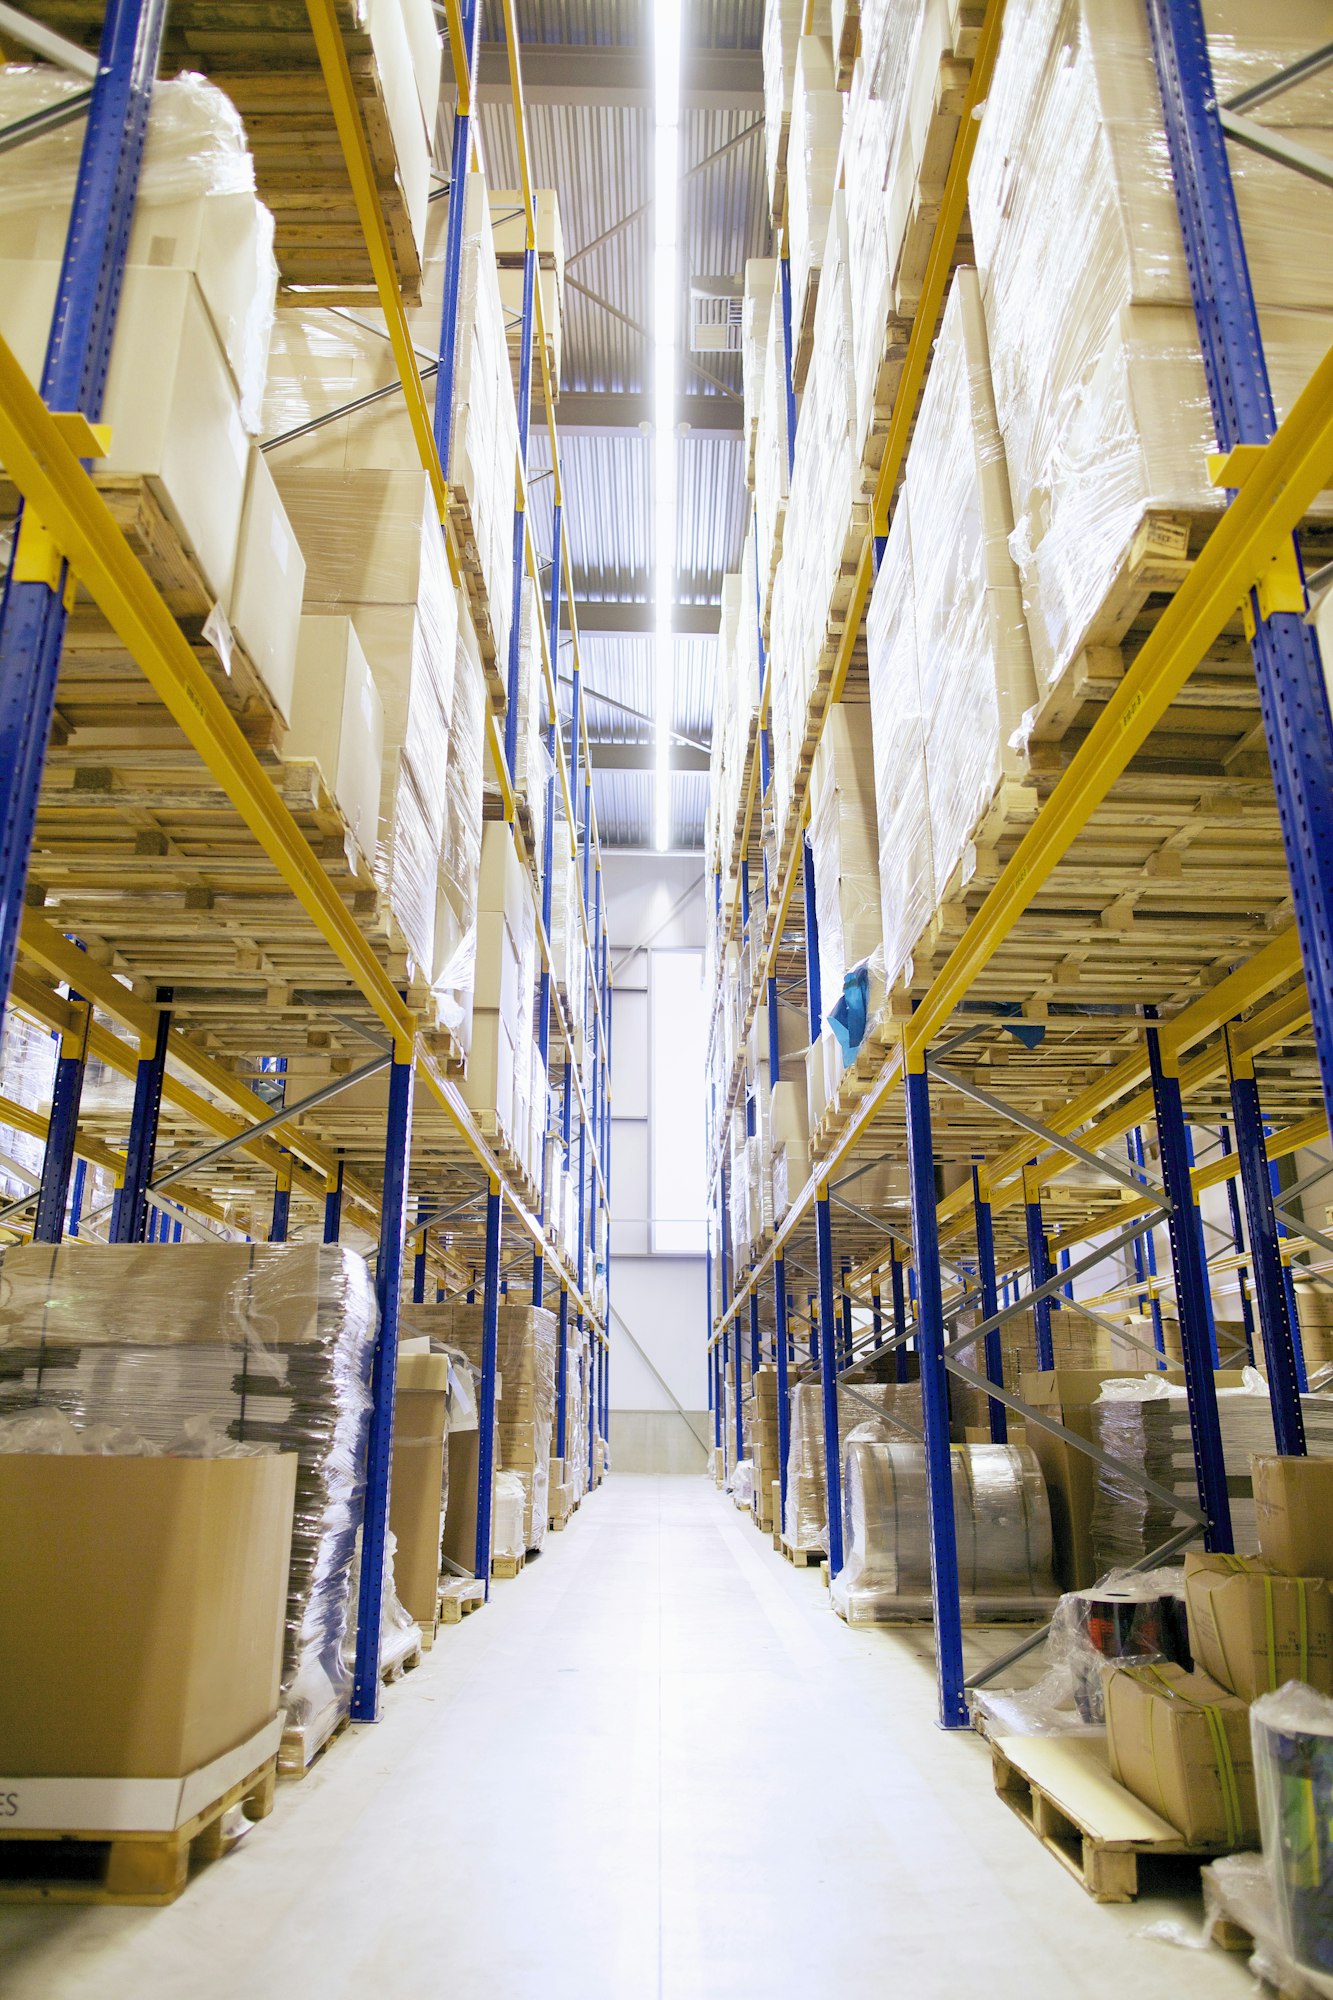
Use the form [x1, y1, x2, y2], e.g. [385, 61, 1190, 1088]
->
[806, 704, 882, 1098]
[0, 72, 309, 727]
[866, 267, 1037, 1008]
[750, 262, 793, 626]
[762, 0, 828, 223]
[970, 0, 1333, 699]
[705, 571, 756, 877]
[277, 466, 460, 1005]
[286, 618, 385, 877]
[404, 1301, 559, 1556]
[435, 603, 488, 1057]
[741, 258, 777, 486]
[0, 1244, 396, 1772]
[767, 190, 859, 846]
[464, 823, 539, 1185]
[489, 187, 566, 394]
[513, 574, 554, 869]
[786, 34, 843, 389]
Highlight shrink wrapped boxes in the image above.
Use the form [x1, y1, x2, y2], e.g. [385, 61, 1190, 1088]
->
[786, 35, 842, 376]
[808, 703, 881, 1044]
[229, 448, 306, 723]
[276, 467, 457, 988]
[285, 616, 385, 876]
[435, 602, 487, 1055]
[1, 261, 249, 611]
[1184, 1552, 1333, 1703]
[364, 0, 434, 264]
[763, 0, 814, 219]
[970, 0, 1333, 695]
[867, 268, 1036, 995]
[742, 258, 778, 485]
[1105, 1662, 1260, 1848]
[0, 1452, 296, 1780]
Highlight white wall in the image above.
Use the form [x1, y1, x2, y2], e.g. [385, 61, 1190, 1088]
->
[603, 854, 709, 1468]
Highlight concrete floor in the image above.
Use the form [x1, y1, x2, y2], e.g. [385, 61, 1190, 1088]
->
[0, 1474, 1248, 1999]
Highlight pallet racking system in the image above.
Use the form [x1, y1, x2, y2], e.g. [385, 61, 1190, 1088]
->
[705, 0, 1333, 1727]
[0, 0, 612, 1722]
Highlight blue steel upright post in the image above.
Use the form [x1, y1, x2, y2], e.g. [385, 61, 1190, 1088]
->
[0, 0, 169, 1010]
[351, 1046, 415, 1720]
[774, 1255, 790, 1516]
[814, 1187, 843, 1574]
[1146, 1013, 1233, 1549]
[1147, 0, 1333, 1145]
[33, 983, 91, 1243]
[433, 0, 480, 483]
[1023, 1168, 1055, 1371]
[1224, 1025, 1305, 1453]
[110, 992, 170, 1243]
[323, 1160, 344, 1244]
[474, 1174, 503, 1596]
[904, 1053, 967, 1728]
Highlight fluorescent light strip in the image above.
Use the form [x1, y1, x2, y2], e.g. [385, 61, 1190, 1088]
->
[653, 0, 680, 854]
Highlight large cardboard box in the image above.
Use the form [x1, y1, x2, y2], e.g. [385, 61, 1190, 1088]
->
[477, 821, 531, 947]
[1184, 1551, 1333, 1701]
[0, 1453, 296, 1779]
[230, 448, 306, 722]
[442, 1426, 491, 1575]
[1254, 1454, 1333, 1580]
[1105, 1662, 1259, 1847]
[390, 1352, 449, 1627]
[285, 616, 384, 873]
[462, 1010, 516, 1129]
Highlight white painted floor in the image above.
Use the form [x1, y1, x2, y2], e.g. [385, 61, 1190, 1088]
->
[0, 1474, 1248, 1999]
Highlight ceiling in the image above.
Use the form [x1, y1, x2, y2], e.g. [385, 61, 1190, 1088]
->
[465, 1, 769, 850]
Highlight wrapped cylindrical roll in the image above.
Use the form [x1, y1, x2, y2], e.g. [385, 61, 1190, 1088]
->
[831, 1441, 1057, 1625]
[1253, 1684, 1333, 1994]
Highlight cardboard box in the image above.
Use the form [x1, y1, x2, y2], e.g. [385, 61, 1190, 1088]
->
[1254, 1454, 1333, 1580]
[1105, 1661, 1259, 1847]
[127, 187, 277, 425]
[473, 909, 520, 1016]
[230, 447, 306, 721]
[442, 1426, 492, 1575]
[390, 1352, 450, 1627]
[1184, 1551, 1333, 1701]
[0, 1453, 296, 1779]
[273, 467, 440, 608]
[462, 1009, 516, 1129]
[477, 821, 530, 944]
[285, 616, 384, 872]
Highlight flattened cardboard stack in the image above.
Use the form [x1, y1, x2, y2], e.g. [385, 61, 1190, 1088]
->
[747, 1366, 783, 1530]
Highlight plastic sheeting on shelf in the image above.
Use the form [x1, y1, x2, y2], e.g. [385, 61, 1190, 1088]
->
[830, 1440, 1058, 1625]
[0, 1243, 382, 1756]
[1252, 1682, 1333, 1994]
[969, 0, 1333, 695]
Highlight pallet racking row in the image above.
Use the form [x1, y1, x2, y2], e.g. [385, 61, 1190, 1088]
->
[705, 0, 1333, 1727]
[0, 0, 612, 1721]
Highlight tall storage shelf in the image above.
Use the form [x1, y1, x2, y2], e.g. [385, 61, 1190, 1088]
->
[0, 0, 613, 1745]
[705, 0, 1333, 1728]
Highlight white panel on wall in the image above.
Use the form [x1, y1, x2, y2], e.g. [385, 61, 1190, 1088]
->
[611, 988, 648, 1118]
[649, 948, 706, 1255]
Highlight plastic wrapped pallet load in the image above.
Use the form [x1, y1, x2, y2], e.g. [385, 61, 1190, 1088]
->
[867, 267, 1037, 997]
[808, 703, 882, 1059]
[786, 34, 842, 367]
[783, 1379, 922, 1551]
[970, 0, 1333, 698]
[830, 1441, 1059, 1625]
[762, 0, 811, 220]
[1090, 1372, 1333, 1573]
[0, 1244, 389, 1768]
[741, 257, 778, 485]
[434, 600, 487, 1057]
[1252, 1684, 1333, 1995]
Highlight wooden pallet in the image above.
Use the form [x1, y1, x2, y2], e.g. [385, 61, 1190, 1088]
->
[25, 0, 424, 301]
[380, 1628, 423, 1685]
[780, 1534, 825, 1569]
[0, 1753, 277, 1905]
[491, 1551, 525, 1581]
[278, 1708, 349, 1778]
[990, 1735, 1227, 1902]
[438, 1577, 486, 1624]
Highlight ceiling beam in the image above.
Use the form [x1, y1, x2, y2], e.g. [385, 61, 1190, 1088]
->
[574, 600, 720, 638]
[554, 391, 743, 437]
[587, 742, 710, 774]
[475, 43, 763, 111]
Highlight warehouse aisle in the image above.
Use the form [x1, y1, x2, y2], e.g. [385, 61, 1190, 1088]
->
[0, 1476, 1245, 2000]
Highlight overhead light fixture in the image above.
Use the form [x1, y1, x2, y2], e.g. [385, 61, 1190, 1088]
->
[653, 0, 681, 855]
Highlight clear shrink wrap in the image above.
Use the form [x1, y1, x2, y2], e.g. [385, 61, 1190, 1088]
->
[399, 1302, 558, 1553]
[768, 190, 857, 755]
[844, 57, 895, 471]
[1091, 1374, 1333, 1573]
[1252, 1684, 1333, 1994]
[0, 1012, 56, 1202]
[903, 268, 1036, 904]
[435, 598, 487, 1051]
[807, 704, 882, 1049]
[753, 272, 792, 616]
[0, 1244, 380, 1758]
[449, 174, 520, 675]
[741, 258, 777, 485]
[783, 1379, 922, 1549]
[762, 0, 810, 216]
[786, 37, 842, 343]
[491, 1470, 528, 1564]
[831, 1441, 1058, 1624]
[970, 0, 1333, 695]
[866, 497, 933, 994]
[0, 68, 277, 432]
